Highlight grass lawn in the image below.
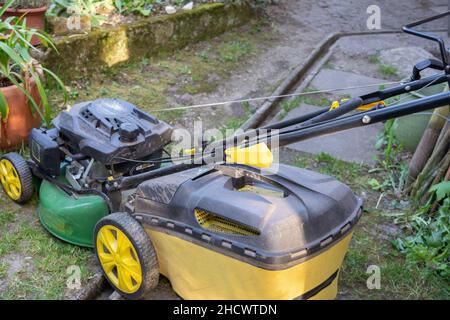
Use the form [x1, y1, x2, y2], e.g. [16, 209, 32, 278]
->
[48, 20, 275, 130]
[0, 193, 97, 299]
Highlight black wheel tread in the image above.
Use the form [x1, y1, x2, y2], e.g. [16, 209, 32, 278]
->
[94, 212, 159, 299]
[0, 152, 33, 203]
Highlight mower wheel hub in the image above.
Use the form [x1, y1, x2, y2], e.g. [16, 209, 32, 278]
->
[96, 225, 143, 294]
[0, 159, 22, 200]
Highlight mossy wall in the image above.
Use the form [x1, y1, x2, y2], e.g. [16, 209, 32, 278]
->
[44, 3, 254, 80]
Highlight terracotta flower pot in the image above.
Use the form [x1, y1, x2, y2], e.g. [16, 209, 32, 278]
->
[0, 79, 42, 151]
[1, 6, 47, 45]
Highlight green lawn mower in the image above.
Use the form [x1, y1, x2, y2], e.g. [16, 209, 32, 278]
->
[1, 12, 450, 300]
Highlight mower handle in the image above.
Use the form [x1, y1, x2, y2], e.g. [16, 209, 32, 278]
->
[402, 11, 450, 66]
[297, 98, 363, 128]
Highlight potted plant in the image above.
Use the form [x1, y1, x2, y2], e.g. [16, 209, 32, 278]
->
[1, 0, 48, 45]
[0, 0, 66, 150]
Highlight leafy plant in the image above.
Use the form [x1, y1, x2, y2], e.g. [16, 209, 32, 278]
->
[393, 181, 450, 280]
[376, 119, 398, 163]
[373, 115, 409, 196]
[47, 0, 108, 27]
[368, 53, 380, 64]
[0, 0, 66, 126]
[430, 181, 450, 202]
[378, 63, 398, 79]
[367, 178, 382, 190]
[114, 0, 155, 16]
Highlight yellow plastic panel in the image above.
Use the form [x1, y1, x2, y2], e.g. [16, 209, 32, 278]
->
[145, 228, 353, 300]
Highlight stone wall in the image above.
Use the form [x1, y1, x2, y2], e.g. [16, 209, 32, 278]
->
[44, 3, 254, 80]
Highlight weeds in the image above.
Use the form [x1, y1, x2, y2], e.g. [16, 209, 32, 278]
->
[294, 152, 366, 191]
[278, 90, 332, 119]
[0, 260, 8, 279]
[0, 218, 94, 299]
[378, 64, 398, 79]
[293, 152, 449, 299]
[220, 101, 253, 137]
[373, 97, 449, 282]
[368, 54, 380, 64]
[392, 182, 450, 281]
[219, 40, 253, 62]
[373, 116, 407, 197]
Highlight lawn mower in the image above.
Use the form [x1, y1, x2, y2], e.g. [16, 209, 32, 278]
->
[1, 12, 450, 300]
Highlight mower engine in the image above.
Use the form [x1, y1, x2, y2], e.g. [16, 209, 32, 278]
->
[29, 98, 173, 191]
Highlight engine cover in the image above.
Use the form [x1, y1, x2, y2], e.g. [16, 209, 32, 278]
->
[52, 99, 173, 164]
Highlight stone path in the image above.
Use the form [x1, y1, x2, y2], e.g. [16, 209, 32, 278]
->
[310, 69, 389, 98]
[270, 28, 441, 166]
[283, 104, 383, 165]
[270, 68, 387, 165]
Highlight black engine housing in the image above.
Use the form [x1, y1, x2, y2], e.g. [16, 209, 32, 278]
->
[52, 99, 173, 165]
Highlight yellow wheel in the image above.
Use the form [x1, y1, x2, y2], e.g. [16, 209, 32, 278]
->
[0, 153, 33, 203]
[94, 213, 159, 299]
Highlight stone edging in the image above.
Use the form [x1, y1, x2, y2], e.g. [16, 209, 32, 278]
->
[44, 3, 254, 80]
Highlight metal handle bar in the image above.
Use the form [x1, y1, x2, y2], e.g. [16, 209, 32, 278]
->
[403, 11, 450, 65]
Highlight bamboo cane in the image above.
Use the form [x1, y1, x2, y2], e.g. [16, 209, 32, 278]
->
[407, 105, 449, 187]
[419, 150, 450, 204]
[410, 126, 450, 198]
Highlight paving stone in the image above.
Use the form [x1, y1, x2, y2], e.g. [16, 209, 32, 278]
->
[379, 47, 436, 79]
[310, 68, 389, 98]
[282, 104, 383, 166]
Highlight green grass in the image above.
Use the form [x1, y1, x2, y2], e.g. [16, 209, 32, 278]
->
[378, 64, 398, 79]
[293, 152, 449, 299]
[0, 210, 15, 225]
[0, 201, 95, 299]
[49, 23, 273, 133]
[218, 40, 254, 62]
[157, 108, 185, 125]
[368, 54, 380, 64]
[324, 61, 335, 69]
[279, 96, 302, 118]
[294, 152, 367, 191]
[277, 91, 333, 120]
[220, 102, 253, 138]
[0, 260, 8, 279]
[340, 211, 449, 299]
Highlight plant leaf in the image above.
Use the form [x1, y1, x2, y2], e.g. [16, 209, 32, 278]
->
[0, 90, 9, 123]
[5, 75, 45, 123]
[368, 178, 381, 190]
[29, 69, 51, 125]
[0, 0, 14, 16]
[42, 67, 68, 104]
[0, 42, 26, 69]
[429, 181, 450, 201]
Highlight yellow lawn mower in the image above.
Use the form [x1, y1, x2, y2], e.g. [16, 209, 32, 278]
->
[1, 12, 450, 300]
